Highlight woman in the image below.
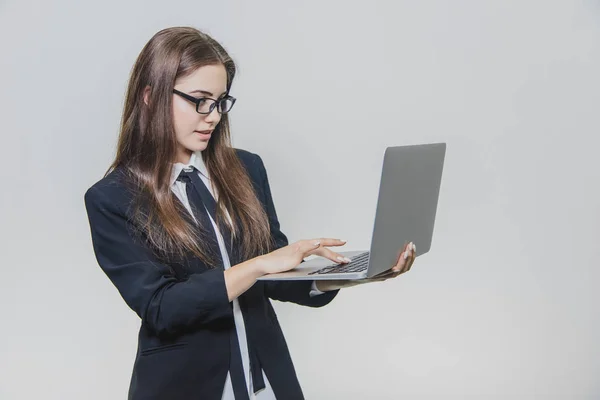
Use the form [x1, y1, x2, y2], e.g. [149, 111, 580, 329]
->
[84, 26, 416, 400]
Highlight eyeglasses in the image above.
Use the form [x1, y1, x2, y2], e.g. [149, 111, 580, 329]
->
[172, 89, 237, 114]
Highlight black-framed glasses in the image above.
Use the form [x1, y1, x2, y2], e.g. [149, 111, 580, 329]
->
[172, 89, 237, 114]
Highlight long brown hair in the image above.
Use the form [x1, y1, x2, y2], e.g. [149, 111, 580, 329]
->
[107, 27, 272, 266]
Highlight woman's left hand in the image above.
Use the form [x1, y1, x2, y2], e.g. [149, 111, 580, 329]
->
[315, 241, 417, 292]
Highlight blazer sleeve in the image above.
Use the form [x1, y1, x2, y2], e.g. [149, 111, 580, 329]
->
[255, 155, 339, 307]
[84, 185, 232, 338]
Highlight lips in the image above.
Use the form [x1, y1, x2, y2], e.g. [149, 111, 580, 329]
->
[194, 130, 213, 141]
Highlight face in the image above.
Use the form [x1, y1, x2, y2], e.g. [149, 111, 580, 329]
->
[172, 64, 228, 163]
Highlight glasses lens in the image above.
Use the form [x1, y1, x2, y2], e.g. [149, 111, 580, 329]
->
[219, 98, 235, 114]
[197, 99, 213, 114]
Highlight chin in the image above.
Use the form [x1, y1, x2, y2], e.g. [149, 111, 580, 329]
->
[189, 141, 209, 152]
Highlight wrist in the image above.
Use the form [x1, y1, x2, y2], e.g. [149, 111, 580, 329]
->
[249, 256, 268, 277]
[316, 280, 338, 292]
[317, 280, 359, 292]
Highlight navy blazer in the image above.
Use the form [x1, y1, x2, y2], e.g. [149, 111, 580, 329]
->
[84, 149, 339, 400]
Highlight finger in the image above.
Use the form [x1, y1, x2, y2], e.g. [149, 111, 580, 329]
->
[404, 242, 416, 272]
[399, 241, 417, 273]
[406, 243, 416, 272]
[314, 238, 347, 248]
[400, 241, 411, 258]
[391, 246, 410, 273]
[377, 243, 415, 278]
[299, 238, 345, 254]
[314, 247, 352, 264]
[393, 242, 410, 267]
[400, 243, 414, 273]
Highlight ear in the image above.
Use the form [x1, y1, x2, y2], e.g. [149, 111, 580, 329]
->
[143, 85, 151, 106]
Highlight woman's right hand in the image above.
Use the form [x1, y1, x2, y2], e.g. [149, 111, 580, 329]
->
[256, 238, 348, 275]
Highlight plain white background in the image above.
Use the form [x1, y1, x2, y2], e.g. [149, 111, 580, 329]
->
[1, 0, 599, 398]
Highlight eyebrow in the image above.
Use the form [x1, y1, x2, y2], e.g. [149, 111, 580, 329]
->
[189, 89, 227, 98]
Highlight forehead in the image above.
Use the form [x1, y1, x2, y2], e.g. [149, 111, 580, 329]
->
[175, 64, 228, 93]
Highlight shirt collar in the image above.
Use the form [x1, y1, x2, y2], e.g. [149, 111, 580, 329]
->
[170, 151, 209, 186]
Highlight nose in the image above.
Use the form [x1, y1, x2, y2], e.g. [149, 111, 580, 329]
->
[203, 105, 221, 124]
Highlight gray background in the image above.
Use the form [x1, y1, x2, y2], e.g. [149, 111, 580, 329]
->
[1, 0, 599, 399]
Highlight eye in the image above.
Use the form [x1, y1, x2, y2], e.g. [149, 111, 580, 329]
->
[196, 98, 213, 113]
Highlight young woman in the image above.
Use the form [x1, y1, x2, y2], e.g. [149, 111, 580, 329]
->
[84, 26, 416, 400]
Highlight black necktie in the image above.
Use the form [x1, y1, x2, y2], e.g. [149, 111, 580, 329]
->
[178, 167, 234, 260]
[177, 167, 264, 399]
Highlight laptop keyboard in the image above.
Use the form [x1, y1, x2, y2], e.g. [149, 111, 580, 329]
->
[308, 251, 370, 275]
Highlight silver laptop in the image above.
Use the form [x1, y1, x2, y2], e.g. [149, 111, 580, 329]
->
[257, 142, 446, 281]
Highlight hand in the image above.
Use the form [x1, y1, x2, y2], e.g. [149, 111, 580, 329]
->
[315, 241, 417, 291]
[257, 238, 348, 275]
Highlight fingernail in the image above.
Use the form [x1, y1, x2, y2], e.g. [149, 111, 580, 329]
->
[340, 239, 347, 243]
[344, 257, 352, 263]
[404, 251, 409, 260]
[314, 241, 321, 246]
[337, 256, 345, 262]
[412, 243, 416, 252]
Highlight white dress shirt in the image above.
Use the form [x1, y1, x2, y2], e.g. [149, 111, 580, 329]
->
[170, 151, 324, 399]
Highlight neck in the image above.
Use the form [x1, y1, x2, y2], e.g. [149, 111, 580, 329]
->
[175, 147, 193, 164]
